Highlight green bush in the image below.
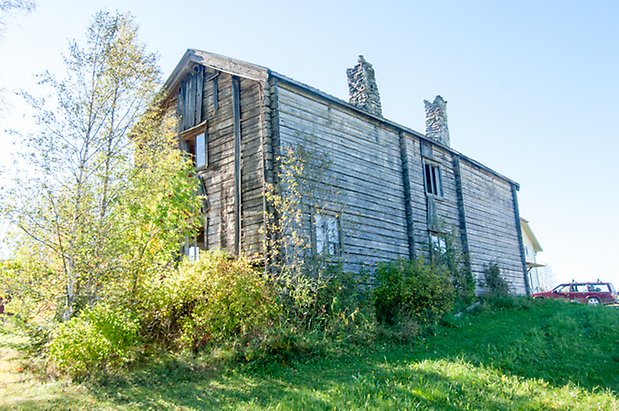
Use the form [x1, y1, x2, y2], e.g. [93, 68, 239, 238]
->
[316, 272, 374, 343]
[138, 251, 280, 351]
[48, 304, 140, 377]
[374, 258, 455, 327]
[430, 232, 476, 309]
[275, 264, 375, 346]
[482, 262, 510, 297]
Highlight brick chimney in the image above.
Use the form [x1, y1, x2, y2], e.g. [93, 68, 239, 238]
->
[347, 55, 382, 117]
[424, 95, 450, 146]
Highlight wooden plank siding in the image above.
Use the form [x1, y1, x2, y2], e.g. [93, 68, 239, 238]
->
[276, 83, 409, 272]
[273, 79, 525, 293]
[459, 161, 527, 294]
[165, 51, 528, 295]
[181, 68, 265, 257]
[202, 71, 236, 254]
[239, 77, 266, 256]
[403, 135, 467, 259]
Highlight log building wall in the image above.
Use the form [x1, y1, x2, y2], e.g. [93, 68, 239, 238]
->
[165, 51, 528, 294]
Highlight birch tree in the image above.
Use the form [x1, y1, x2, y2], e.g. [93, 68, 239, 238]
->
[2, 11, 200, 322]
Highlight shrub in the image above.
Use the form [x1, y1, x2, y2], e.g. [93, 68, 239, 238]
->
[138, 251, 281, 351]
[316, 271, 374, 343]
[482, 262, 510, 296]
[430, 231, 476, 310]
[274, 264, 375, 347]
[374, 258, 455, 327]
[48, 304, 140, 377]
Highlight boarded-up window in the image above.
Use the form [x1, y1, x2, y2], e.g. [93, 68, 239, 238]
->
[427, 196, 439, 231]
[421, 141, 433, 158]
[177, 65, 204, 132]
[424, 163, 443, 196]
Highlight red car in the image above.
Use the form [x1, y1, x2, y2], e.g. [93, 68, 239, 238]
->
[533, 282, 618, 305]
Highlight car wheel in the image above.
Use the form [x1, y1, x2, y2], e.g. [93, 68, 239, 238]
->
[587, 297, 601, 306]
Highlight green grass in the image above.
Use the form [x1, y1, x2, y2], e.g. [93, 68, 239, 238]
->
[1, 299, 618, 410]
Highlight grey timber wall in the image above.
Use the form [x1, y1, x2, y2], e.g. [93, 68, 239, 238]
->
[239, 77, 266, 256]
[276, 81, 410, 271]
[459, 161, 526, 294]
[202, 70, 236, 254]
[165, 53, 527, 295]
[402, 137, 469, 262]
[174, 67, 265, 257]
[274, 78, 526, 293]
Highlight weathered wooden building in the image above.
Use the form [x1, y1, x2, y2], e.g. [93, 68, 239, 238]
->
[163, 49, 529, 295]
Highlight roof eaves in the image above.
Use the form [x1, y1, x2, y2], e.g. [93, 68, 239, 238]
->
[520, 219, 543, 252]
[163, 49, 270, 98]
[161, 50, 519, 188]
[270, 71, 519, 188]
[192, 49, 269, 82]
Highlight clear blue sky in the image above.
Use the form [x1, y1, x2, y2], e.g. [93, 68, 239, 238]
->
[1, 0, 618, 287]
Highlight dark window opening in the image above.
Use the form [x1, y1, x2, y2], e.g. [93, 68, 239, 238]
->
[424, 163, 443, 196]
[183, 215, 209, 261]
[197, 176, 209, 214]
[196, 226, 206, 251]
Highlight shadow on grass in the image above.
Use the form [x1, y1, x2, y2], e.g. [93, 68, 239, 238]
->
[3, 300, 618, 410]
[82, 348, 617, 410]
[6, 358, 616, 410]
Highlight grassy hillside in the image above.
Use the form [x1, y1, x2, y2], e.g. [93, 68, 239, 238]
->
[1, 299, 617, 410]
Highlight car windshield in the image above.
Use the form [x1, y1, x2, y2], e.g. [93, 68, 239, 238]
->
[554, 285, 570, 293]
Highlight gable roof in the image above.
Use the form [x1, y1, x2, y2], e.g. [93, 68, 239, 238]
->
[163, 49, 520, 188]
[163, 49, 270, 96]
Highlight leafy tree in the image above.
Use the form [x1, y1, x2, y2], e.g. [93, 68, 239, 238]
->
[1, 11, 200, 323]
[0, 0, 35, 109]
[0, 0, 34, 11]
[0, 0, 34, 36]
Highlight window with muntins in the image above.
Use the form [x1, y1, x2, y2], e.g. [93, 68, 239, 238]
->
[314, 213, 341, 256]
[424, 163, 443, 196]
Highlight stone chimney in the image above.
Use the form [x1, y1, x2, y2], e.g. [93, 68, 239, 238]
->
[424, 95, 450, 146]
[346, 55, 382, 117]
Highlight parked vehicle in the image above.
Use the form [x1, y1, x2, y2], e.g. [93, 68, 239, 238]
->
[532, 282, 618, 305]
